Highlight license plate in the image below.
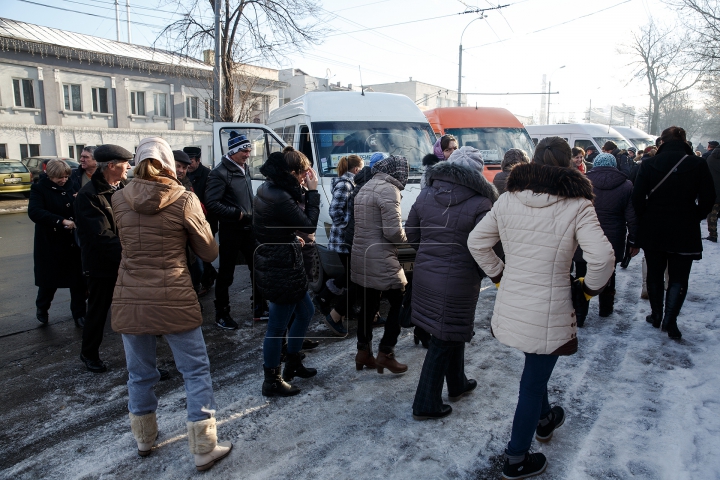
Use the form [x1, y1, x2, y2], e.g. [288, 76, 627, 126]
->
[3, 178, 21, 184]
[403, 262, 414, 272]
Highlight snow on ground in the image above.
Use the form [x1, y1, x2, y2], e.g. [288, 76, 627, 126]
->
[1, 226, 719, 480]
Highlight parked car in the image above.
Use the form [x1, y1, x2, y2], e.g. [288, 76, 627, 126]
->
[22, 157, 80, 183]
[0, 160, 33, 197]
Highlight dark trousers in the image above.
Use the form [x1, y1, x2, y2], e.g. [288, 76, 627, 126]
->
[201, 217, 219, 288]
[334, 252, 355, 317]
[573, 260, 588, 278]
[356, 286, 403, 350]
[82, 276, 116, 361]
[36, 281, 87, 319]
[215, 222, 260, 311]
[506, 353, 559, 457]
[412, 336, 468, 413]
[644, 250, 694, 289]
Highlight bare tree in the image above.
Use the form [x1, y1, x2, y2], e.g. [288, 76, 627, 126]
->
[624, 21, 706, 135]
[159, 0, 323, 122]
[665, 0, 719, 71]
[658, 91, 706, 139]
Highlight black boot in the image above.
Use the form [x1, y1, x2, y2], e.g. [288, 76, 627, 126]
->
[313, 286, 333, 315]
[262, 366, 300, 397]
[662, 283, 687, 339]
[214, 303, 238, 330]
[282, 353, 317, 381]
[598, 288, 615, 317]
[645, 281, 664, 328]
[36, 308, 49, 324]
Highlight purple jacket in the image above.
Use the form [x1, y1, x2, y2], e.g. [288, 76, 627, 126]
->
[586, 166, 638, 262]
[406, 161, 497, 342]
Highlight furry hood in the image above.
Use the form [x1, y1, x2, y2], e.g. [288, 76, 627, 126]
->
[425, 161, 499, 204]
[423, 153, 441, 167]
[259, 152, 303, 201]
[506, 163, 594, 200]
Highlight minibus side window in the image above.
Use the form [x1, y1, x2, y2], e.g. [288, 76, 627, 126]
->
[299, 125, 314, 167]
[574, 139, 595, 153]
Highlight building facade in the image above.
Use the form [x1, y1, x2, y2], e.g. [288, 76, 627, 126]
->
[364, 79, 466, 111]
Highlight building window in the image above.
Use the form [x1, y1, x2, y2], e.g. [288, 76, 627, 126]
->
[423, 94, 429, 106]
[154, 93, 167, 117]
[13, 79, 35, 108]
[0, 144, 7, 159]
[68, 144, 85, 160]
[186, 96, 199, 119]
[20, 144, 40, 158]
[130, 91, 146, 116]
[92, 87, 109, 113]
[63, 84, 82, 111]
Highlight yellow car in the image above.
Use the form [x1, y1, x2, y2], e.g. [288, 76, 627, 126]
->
[0, 160, 33, 197]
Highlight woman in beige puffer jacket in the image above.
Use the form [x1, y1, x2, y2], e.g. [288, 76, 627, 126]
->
[468, 136, 614, 479]
[111, 137, 231, 472]
[350, 155, 409, 374]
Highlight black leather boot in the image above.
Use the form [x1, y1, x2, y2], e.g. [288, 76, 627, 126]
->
[262, 366, 300, 397]
[598, 288, 615, 317]
[645, 282, 665, 328]
[662, 283, 687, 339]
[282, 353, 317, 381]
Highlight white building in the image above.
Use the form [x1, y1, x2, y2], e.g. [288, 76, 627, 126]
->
[278, 68, 354, 106]
[364, 79, 466, 111]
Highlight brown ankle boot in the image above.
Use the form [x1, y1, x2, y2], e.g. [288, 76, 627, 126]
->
[355, 344, 376, 370]
[376, 350, 408, 374]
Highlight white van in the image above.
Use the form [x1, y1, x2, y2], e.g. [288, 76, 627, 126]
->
[525, 123, 632, 154]
[613, 126, 656, 151]
[212, 91, 436, 291]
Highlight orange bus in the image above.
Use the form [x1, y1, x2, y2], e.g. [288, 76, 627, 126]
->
[423, 107, 535, 181]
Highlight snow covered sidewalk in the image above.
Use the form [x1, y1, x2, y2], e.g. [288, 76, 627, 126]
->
[1, 236, 718, 479]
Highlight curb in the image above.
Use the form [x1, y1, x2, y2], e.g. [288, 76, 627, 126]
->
[0, 207, 28, 215]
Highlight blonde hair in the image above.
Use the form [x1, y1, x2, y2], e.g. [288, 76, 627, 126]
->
[337, 154, 363, 176]
[134, 158, 174, 181]
[46, 159, 71, 179]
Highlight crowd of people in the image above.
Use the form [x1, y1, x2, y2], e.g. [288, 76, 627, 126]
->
[25, 125, 717, 477]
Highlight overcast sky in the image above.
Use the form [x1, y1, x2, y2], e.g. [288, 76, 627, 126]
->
[2, 0, 681, 127]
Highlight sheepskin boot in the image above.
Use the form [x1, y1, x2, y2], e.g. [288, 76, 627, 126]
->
[129, 412, 158, 457]
[187, 417, 233, 472]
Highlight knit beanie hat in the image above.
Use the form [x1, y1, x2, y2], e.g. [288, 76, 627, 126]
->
[368, 152, 388, 167]
[592, 153, 617, 168]
[135, 137, 175, 174]
[227, 132, 252, 156]
[371, 155, 409, 188]
[447, 146, 484, 172]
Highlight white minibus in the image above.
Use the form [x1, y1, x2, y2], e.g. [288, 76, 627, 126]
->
[525, 124, 632, 154]
[613, 126, 656, 151]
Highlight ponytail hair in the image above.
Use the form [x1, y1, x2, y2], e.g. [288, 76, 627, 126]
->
[337, 154, 363, 176]
[532, 136, 572, 168]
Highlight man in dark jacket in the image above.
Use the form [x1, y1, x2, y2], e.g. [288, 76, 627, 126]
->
[585, 145, 599, 168]
[205, 133, 262, 329]
[702, 140, 718, 160]
[603, 141, 633, 176]
[74, 144, 132, 372]
[706, 147, 720, 242]
[185, 146, 218, 293]
[69, 146, 97, 193]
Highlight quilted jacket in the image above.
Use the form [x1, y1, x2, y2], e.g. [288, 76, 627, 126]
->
[327, 172, 355, 253]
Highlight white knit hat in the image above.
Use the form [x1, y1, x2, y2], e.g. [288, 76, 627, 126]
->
[447, 146, 484, 172]
[135, 137, 176, 175]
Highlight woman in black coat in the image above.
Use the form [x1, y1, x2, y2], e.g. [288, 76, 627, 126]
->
[27, 159, 86, 327]
[254, 147, 320, 397]
[632, 126, 716, 339]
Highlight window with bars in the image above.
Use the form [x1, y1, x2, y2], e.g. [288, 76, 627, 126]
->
[20, 144, 40, 158]
[186, 96, 199, 119]
[92, 87, 109, 113]
[130, 91, 146, 115]
[12, 79, 35, 108]
[154, 93, 167, 117]
[63, 84, 82, 111]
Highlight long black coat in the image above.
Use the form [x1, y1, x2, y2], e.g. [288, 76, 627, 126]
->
[187, 163, 211, 205]
[707, 148, 720, 204]
[253, 154, 320, 304]
[205, 156, 254, 224]
[586, 166, 638, 262]
[74, 170, 123, 278]
[631, 140, 716, 256]
[406, 162, 496, 342]
[28, 177, 84, 288]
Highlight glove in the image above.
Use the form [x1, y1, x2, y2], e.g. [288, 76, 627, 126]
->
[494, 282, 500, 289]
[578, 277, 593, 301]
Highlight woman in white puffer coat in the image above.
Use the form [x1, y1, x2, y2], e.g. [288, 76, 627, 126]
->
[468, 136, 615, 480]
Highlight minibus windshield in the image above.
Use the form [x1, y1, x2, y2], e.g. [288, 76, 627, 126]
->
[312, 121, 435, 177]
[444, 127, 535, 164]
[593, 136, 632, 151]
[629, 137, 655, 151]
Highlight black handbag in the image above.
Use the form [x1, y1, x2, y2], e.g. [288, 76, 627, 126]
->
[399, 280, 413, 328]
[570, 275, 590, 321]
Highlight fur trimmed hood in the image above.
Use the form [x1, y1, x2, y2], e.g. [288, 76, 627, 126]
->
[426, 161, 499, 203]
[506, 163, 594, 201]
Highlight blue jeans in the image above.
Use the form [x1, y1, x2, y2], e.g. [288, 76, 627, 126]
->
[506, 353, 559, 457]
[263, 293, 314, 368]
[122, 327, 217, 422]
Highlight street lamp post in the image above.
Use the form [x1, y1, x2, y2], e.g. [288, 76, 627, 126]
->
[546, 65, 565, 124]
[457, 16, 483, 107]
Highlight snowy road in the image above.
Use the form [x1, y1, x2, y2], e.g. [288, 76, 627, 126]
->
[0, 233, 718, 479]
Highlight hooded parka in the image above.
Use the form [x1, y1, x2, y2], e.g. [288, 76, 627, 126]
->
[110, 177, 218, 335]
[406, 161, 496, 342]
[468, 163, 615, 355]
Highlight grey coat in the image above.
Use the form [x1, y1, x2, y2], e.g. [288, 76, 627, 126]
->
[406, 162, 497, 342]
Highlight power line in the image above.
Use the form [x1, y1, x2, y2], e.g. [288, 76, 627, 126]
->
[15, 0, 168, 28]
[59, 0, 182, 21]
[72, 0, 185, 15]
